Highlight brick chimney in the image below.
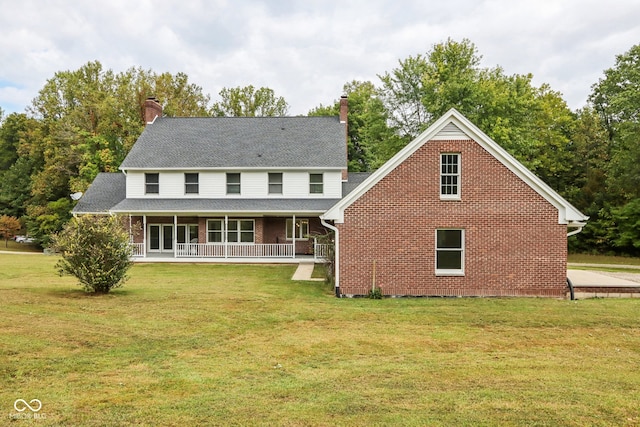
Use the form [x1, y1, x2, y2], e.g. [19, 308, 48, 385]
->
[339, 95, 348, 180]
[144, 97, 162, 124]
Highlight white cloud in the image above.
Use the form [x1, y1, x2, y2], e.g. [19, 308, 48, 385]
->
[1, 0, 639, 115]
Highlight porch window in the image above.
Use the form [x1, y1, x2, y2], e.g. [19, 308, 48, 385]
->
[227, 173, 241, 194]
[145, 173, 159, 194]
[440, 153, 460, 199]
[436, 229, 464, 275]
[286, 219, 309, 240]
[268, 172, 283, 194]
[227, 220, 254, 243]
[177, 225, 198, 243]
[207, 220, 223, 243]
[309, 173, 323, 194]
[207, 219, 254, 243]
[185, 173, 199, 194]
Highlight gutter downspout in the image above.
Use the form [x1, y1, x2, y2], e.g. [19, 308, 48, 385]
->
[567, 222, 587, 237]
[320, 217, 340, 297]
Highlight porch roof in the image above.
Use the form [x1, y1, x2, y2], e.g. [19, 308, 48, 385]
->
[110, 197, 341, 215]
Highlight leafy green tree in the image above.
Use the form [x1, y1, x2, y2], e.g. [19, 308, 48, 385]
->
[51, 215, 133, 293]
[212, 85, 289, 117]
[0, 157, 37, 218]
[590, 44, 640, 201]
[26, 198, 74, 247]
[18, 61, 212, 243]
[0, 113, 32, 170]
[310, 81, 405, 171]
[379, 38, 577, 193]
[609, 198, 640, 256]
[0, 215, 21, 247]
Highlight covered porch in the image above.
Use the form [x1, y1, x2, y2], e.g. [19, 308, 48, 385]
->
[127, 214, 331, 262]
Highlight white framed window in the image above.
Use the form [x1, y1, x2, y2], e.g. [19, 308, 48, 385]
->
[145, 173, 159, 194]
[177, 224, 198, 243]
[227, 219, 254, 243]
[440, 153, 460, 199]
[309, 173, 323, 194]
[207, 220, 223, 243]
[185, 173, 199, 194]
[435, 229, 464, 275]
[206, 219, 254, 243]
[268, 172, 283, 194]
[227, 173, 241, 194]
[286, 219, 309, 240]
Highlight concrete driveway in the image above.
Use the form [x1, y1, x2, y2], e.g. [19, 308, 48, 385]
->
[567, 266, 640, 298]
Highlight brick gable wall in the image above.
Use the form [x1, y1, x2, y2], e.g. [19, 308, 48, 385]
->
[337, 139, 567, 297]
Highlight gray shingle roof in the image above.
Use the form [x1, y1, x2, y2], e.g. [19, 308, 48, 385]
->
[342, 172, 372, 196]
[120, 116, 347, 170]
[110, 198, 341, 214]
[72, 173, 126, 214]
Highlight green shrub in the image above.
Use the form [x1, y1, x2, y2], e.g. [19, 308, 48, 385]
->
[51, 215, 133, 293]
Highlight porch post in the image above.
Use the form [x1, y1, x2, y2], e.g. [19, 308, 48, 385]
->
[292, 214, 296, 259]
[143, 215, 147, 258]
[173, 215, 178, 259]
[224, 215, 228, 259]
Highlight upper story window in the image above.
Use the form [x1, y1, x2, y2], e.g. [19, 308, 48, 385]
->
[440, 153, 460, 199]
[226, 173, 241, 194]
[268, 172, 283, 194]
[436, 229, 465, 275]
[309, 173, 323, 194]
[145, 173, 159, 194]
[185, 173, 199, 194]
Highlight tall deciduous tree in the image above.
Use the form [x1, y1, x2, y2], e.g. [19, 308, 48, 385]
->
[212, 85, 289, 117]
[0, 215, 21, 247]
[19, 61, 212, 243]
[379, 38, 577, 195]
[309, 81, 405, 171]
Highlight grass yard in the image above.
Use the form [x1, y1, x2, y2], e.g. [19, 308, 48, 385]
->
[1, 254, 640, 426]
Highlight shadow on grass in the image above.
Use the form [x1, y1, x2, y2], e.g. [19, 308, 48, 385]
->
[45, 287, 137, 299]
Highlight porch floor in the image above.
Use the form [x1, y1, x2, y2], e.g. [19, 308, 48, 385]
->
[133, 253, 321, 264]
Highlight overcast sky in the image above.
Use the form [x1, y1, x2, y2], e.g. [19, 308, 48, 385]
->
[1, 0, 639, 116]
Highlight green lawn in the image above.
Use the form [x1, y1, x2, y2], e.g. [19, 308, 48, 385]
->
[569, 253, 640, 266]
[2, 254, 640, 426]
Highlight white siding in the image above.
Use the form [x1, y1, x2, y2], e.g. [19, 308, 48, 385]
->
[161, 172, 183, 197]
[126, 172, 145, 198]
[125, 169, 344, 198]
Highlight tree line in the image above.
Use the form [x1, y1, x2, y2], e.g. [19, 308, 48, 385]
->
[0, 39, 638, 255]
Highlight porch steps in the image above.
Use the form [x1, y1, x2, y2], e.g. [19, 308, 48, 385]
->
[292, 261, 323, 281]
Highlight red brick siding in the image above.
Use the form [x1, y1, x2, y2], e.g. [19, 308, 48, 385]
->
[337, 139, 567, 297]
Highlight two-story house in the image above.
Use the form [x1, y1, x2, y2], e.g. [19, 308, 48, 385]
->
[74, 97, 351, 260]
[74, 98, 588, 298]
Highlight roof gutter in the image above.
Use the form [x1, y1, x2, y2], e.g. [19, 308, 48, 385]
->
[320, 216, 340, 296]
[567, 221, 587, 237]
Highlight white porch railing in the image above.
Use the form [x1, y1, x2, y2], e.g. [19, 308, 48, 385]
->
[175, 243, 295, 258]
[313, 239, 330, 261]
[131, 242, 145, 257]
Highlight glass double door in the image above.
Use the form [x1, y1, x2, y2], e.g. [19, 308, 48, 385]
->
[149, 224, 199, 253]
[149, 225, 174, 252]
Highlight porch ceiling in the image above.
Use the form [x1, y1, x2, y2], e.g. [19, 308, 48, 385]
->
[110, 198, 341, 216]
